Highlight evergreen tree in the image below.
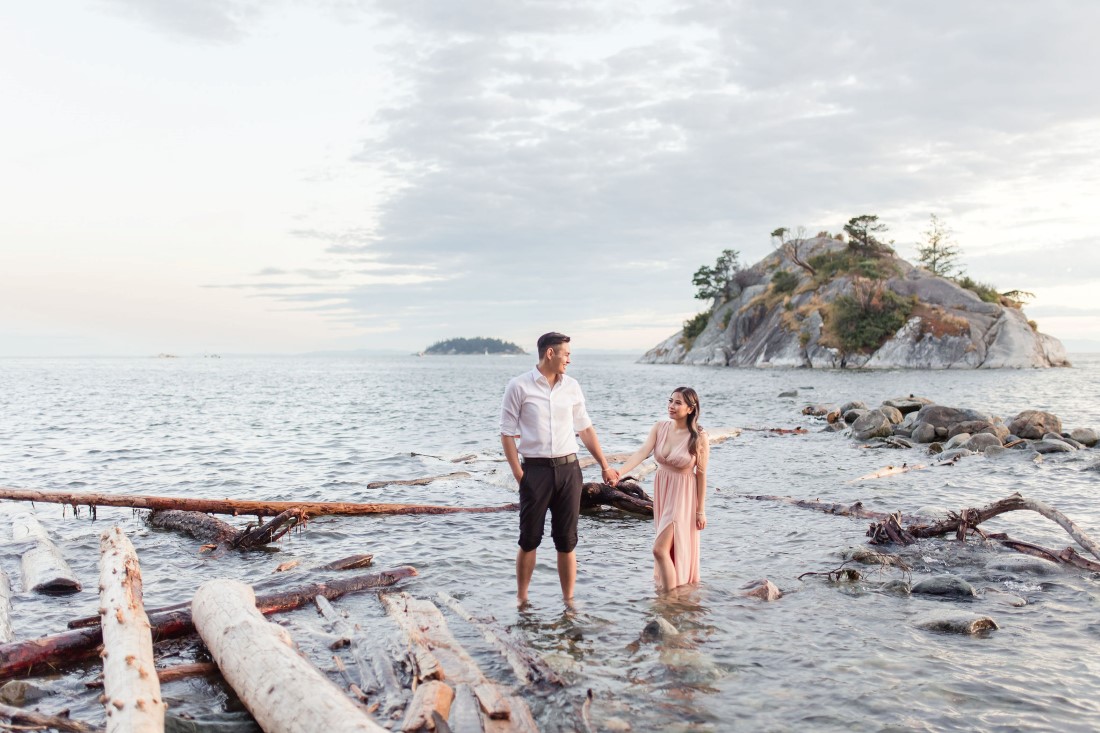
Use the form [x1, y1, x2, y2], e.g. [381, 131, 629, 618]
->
[692, 248, 740, 301]
[916, 213, 963, 278]
[844, 215, 889, 255]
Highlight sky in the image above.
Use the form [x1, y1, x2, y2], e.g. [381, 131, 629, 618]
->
[2, 1, 1098, 357]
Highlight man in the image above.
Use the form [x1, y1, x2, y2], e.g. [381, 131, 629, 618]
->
[500, 332, 619, 603]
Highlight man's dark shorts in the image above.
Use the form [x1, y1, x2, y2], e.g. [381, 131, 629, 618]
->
[518, 459, 582, 553]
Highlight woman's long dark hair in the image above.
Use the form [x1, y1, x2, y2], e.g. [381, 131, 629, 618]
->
[673, 386, 702, 456]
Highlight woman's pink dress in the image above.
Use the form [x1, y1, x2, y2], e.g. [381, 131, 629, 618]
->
[652, 421, 701, 586]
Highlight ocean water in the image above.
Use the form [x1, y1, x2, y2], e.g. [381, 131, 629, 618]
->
[1, 353, 1099, 732]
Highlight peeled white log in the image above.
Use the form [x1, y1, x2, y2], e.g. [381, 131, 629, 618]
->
[192, 578, 388, 733]
[0, 568, 13, 643]
[0, 503, 81, 593]
[98, 526, 165, 732]
[382, 593, 539, 733]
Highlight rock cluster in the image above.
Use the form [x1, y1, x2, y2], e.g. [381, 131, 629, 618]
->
[803, 395, 1097, 460]
[641, 237, 1070, 369]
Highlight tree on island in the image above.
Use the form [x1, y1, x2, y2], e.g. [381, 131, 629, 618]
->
[916, 213, 963, 278]
[424, 337, 526, 355]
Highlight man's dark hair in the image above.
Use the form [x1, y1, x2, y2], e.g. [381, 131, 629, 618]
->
[537, 332, 570, 359]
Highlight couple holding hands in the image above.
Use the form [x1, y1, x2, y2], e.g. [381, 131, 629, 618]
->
[500, 332, 709, 603]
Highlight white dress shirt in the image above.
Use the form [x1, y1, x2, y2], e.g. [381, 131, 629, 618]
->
[500, 367, 593, 458]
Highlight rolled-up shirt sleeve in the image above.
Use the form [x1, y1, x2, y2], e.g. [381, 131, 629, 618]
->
[571, 385, 593, 433]
[500, 377, 522, 436]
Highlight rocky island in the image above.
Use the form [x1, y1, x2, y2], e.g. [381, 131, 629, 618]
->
[642, 223, 1069, 369]
[423, 337, 526, 355]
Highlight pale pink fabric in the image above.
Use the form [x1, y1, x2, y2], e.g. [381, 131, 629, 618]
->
[652, 421, 700, 586]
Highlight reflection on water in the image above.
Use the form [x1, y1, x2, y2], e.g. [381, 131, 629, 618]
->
[1, 354, 1099, 731]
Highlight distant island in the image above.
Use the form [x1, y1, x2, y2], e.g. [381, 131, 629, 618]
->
[423, 337, 526, 355]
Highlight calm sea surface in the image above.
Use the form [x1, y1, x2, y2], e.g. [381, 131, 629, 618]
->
[2, 353, 1099, 732]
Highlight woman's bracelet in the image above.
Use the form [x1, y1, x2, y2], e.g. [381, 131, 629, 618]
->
[696, 511, 706, 516]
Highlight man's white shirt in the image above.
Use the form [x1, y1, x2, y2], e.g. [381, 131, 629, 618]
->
[500, 367, 593, 458]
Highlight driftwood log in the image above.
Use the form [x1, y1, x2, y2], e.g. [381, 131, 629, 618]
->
[748, 492, 1100, 573]
[193, 579, 389, 733]
[0, 568, 12, 643]
[436, 591, 564, 687]
[581, 479, 653, 516]
[382, 593, 539, 732]
[366, 471, 470, 489]
[0, 502, 81, 594]
[0, 487, 517, 520]
[0, 701, 102, 733]
[0, 566, 417, 679]
[147, 509, 300, 552]
[97, 527, 165, 733]
[400, 679, 454, 733]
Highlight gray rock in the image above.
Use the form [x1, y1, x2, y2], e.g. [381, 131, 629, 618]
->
[936, 448, 975, 463]
[839, 400, 867, 413]
[1045, 433, 1084, 449]
[741, 578, 782, 601]
[1069, 427, 1098, 447]
[1007, 410, 1063, 440]
[878, 405, 904, 424]
[778, 389, 798, 397]
[883, 436, 914, 449]
[915, 405, 994, 429]
[983, 445, 1006, 458]
[914, 505, 950, 520]
[883, 397, 934, 414]
[852, 409, 893, 441]
[911, 575, 977, 597]
[880, 579, 912, 596]
[1032, 439, 1075, 454]
[944, 432, 972, 450]
[948, 420, 1009, 442]
[964, 433, 1004, 453]
[802, 403, 838, 417]
[927, 441, 944, 454]
[912, 423, 938, 444]
[915, 613, 998, 634]
[641, 616, 680, 641]
[0, 680, 52, 705]
[844, 408, 869, 424]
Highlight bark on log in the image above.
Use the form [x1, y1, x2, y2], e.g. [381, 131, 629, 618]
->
[193, 578, 389, 733]
[320, 554, 375, 571]
[1, 567, 417, 680]
[0, 487, 516, 519]
[581, 480, 653, 516]
[98, 527, 165, 733]
[741, 494, 928, 524]
[0, 503, 81, 594]
[0, 568, 12, 643]
[382, 593, 538, 733]
[148, 509, 299, 552]
[0, 701, 102, 733]
[435, 592, 564, 687]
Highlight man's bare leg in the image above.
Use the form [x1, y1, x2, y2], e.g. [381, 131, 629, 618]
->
[557, 550, 577, 601]
[516, 548, 537, 603]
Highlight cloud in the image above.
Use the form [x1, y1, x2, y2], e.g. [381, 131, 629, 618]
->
[98, 0, 267, 42]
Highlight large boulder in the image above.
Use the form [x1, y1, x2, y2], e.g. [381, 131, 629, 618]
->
[1007, 410, 1063, 439]
[851, 410, 893, 441]
[915, 405, 993, 429]
[964, 433, 1004, 453]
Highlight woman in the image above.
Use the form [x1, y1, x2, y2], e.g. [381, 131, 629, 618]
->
[616, 387, 708, 592]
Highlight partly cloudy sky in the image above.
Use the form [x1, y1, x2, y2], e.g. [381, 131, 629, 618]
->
[2, 0, 1098, 356]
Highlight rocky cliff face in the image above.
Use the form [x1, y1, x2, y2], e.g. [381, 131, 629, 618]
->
[642, 238, 1070, 369]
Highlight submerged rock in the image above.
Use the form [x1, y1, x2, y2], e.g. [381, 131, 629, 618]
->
[640, 616, 680, 642]
[986, 556, 1059, 576]
[741, 578, 782, 601]
[915, 613, 999, 635]
[880, 579, 912, 596]
[1032, 439, 1075, 454]
[911, 575, 977, 597]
